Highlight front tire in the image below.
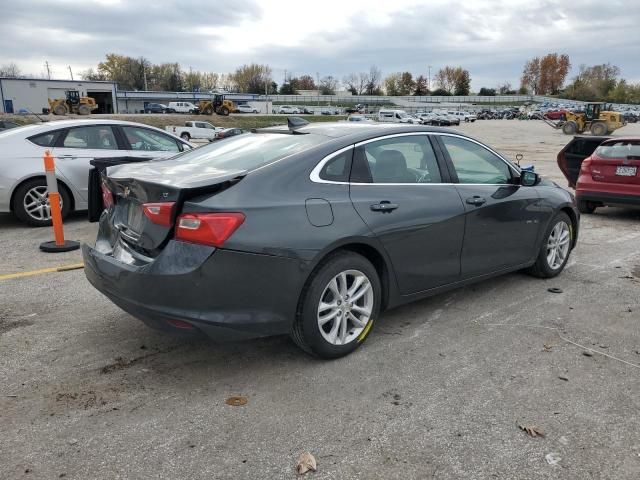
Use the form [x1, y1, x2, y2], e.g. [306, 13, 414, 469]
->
[291, 252, 381, 358]
[562, 121, 577, 135]
[12, 178, 71, 227]
[526, 212, 573, 278]
[180, 133, 190, 141]
[590, 121, 608, 136]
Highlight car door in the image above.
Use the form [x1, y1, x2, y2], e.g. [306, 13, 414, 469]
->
[435, 133, 543, 278]
[117, 125, 183, 160]
[349, 133, 465, 295]
[51, 124, 123, 202]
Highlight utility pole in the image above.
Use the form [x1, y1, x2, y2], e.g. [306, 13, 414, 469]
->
[68, 66, 73, 80]
[428, 65, 431, 92]
[143, 67, 148, 91]
[45, 61, 51, 80]
[284, 69, 287, 84]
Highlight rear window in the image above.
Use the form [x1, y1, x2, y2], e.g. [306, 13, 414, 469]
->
[28, 132, 58, 147]
[160, 132, 328, 171]
[596, 141, 640, 159]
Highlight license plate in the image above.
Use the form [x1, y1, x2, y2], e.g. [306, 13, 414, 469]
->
[616, 166, 637, 176]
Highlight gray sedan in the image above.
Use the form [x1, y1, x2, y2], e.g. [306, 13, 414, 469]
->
[83, 122, 579, 358]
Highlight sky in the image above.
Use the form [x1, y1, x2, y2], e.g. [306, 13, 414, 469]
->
[1, 0, 639, 91]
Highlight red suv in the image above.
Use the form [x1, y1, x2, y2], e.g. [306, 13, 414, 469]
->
[558, 136, 640, 213]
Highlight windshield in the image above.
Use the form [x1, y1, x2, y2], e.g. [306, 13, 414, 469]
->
[153, 132, 328, 171]
[596, 140, 640, 159]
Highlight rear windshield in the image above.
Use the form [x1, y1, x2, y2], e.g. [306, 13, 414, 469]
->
[159, 132, 328, 171]
[596, 140, 640, 159]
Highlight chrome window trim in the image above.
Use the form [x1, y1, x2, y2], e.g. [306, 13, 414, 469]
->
[309, 145, 354, 184]
[309, 131, 520, 185]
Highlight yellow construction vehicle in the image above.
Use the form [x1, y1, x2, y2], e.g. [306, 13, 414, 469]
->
[556, 102, 625, 135]
[48, 91, 98, 115]
[198, 94, 236, 116]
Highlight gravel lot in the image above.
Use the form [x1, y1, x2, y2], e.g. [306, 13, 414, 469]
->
[1, 120, 640, 479]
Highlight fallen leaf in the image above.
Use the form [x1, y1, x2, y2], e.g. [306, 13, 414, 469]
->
[558, 376, 569, 382]
[543, 344, 553, 352]
[582, 351, 593, 357]
[296, 452, 317, 475]
[225, 396, 247, 407]
[518, 424, 545, 437]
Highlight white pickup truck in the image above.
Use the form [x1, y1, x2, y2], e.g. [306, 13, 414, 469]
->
[165, 121, 222, 141]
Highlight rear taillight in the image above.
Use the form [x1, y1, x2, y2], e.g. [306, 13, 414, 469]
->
[580, 157, 593, 174]
[143, 202, 175, 226]
[101, 183, 114, 210]
[175, 212, 245, 247]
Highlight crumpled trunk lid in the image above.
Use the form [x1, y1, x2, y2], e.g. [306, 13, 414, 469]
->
[105, 161, 246, 255]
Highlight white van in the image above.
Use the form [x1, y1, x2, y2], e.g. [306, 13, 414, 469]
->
[377, 109, 420, 124]
[167, 101, 199, 114]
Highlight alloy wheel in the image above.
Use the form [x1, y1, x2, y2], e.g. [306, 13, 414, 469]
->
[546, 221, 570, 270]
[317, 270, 374, 346]
[23, 186, 60, 222]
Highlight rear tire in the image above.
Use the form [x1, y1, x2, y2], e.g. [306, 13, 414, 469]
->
[526, 212, 573, 278]
[291, 252, 381, 359]
[562, 121, 577, 135]
[12, 178, 71, 227]
[77, 104, 90, 115]
[577, 199, 596, 214]
[590, 121, 608, 136]
[180, 133, 190, 141]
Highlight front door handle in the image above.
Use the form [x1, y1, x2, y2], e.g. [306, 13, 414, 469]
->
[58, 155, 77, 159]
[465, 196, 486, 206]
[370, 201, 398, 212]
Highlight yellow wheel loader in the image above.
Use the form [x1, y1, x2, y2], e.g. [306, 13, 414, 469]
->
[544, 102, 624, 135]
[198, 94, 236, 116]
[48, 91, 98, 115]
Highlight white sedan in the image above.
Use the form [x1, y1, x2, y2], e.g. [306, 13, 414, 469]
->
[278, 106, 300, 114]
[235, 104, 259, 114]
[0, 119, 193, 226]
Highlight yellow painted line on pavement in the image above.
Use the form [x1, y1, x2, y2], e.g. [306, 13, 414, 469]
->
[0, 263, 85, 281]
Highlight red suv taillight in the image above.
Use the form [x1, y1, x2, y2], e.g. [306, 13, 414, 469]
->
[580, 157, 593, 175]
[175, 212, 245, 247]
[143, 202, 175, 226]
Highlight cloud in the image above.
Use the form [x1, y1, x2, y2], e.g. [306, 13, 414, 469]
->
[1, 0, 638, 89]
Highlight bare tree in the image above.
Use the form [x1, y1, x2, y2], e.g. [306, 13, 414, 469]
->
[366, 65, 382, 95]
[0, 62, 21, 78]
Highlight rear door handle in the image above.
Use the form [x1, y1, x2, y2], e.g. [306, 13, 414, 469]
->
[465, 196, 486, 206]
[370, 201, 398, 212]
[58, 155, 77, 159]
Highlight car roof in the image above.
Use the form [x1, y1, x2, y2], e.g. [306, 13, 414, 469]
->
[0, 119, 169, 137]
[260, 121, 459, 140]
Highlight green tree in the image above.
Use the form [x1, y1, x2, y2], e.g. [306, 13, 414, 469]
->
[479, 87, 496, 96]
[431, 88, 451, 96]
[413, 75, 429, 96]
[398, 72, 415, 95]
[454, 70, 471, 95]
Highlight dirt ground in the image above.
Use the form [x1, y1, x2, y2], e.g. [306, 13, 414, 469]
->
[1, 120, 640, 479]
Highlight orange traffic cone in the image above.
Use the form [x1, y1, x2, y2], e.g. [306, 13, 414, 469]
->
[39, 150, 80, 252]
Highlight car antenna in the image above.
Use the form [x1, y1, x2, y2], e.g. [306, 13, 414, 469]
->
[25, 109, 47, 123]
[287, 116, 310, 134]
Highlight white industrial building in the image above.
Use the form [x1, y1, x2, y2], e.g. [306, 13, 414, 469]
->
[0, 77, 118, 114]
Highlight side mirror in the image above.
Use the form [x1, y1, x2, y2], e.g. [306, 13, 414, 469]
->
[520, 170, 539, 187]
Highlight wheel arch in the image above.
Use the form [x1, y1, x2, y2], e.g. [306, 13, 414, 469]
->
[9, 175, 75, 212]
[559, 205, 579, 249]
[301, 239, 396, 312]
